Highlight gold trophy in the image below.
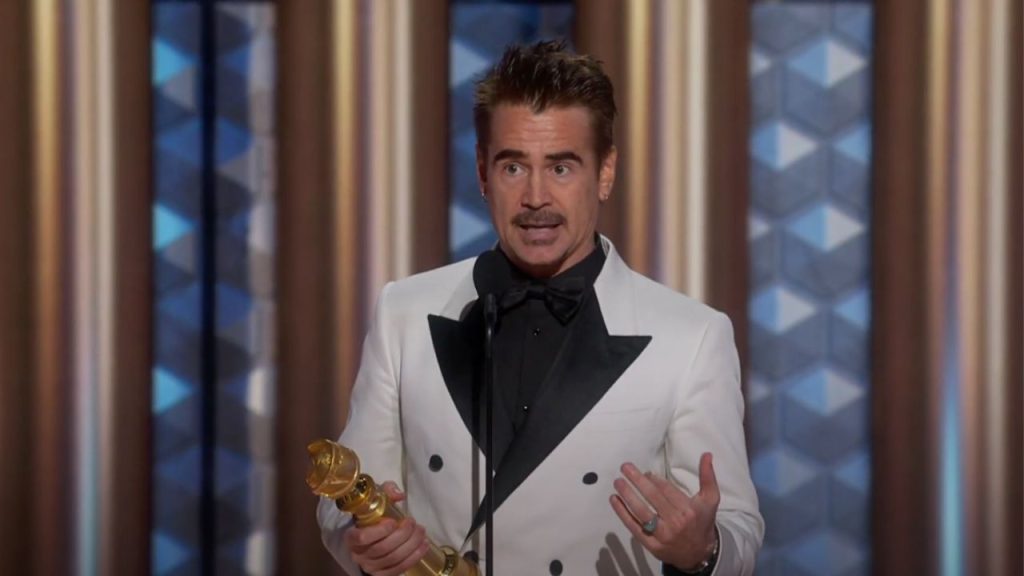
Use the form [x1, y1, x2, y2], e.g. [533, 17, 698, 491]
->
[307, 439, 480, 576]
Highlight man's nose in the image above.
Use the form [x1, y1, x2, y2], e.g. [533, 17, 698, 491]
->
[522, 173, 551, 208]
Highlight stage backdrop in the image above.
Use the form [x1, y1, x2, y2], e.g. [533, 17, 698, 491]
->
[0, 1, 1017, 576]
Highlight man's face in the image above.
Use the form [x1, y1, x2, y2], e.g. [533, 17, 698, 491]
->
[477, 104, 617, 278]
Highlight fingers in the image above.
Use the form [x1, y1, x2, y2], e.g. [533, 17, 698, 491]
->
[371, 521, 428, 575]
[346, 519, 399, 550]
[383, 540, 431, 576]
[347, 518, 429, 576]
[697, 453, 720, 506]
[610, 459, 721, 569]
[380, 481, 406, 503]
[612, 477, 657, 527]
[609, 493, 658, 546]
[362, 519, 420, 560]
[617, 463, 676, 518]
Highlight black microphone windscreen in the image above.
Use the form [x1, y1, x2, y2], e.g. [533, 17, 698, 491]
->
[472, 249, 506, 298]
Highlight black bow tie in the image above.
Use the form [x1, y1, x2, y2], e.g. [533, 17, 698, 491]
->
[497, 276, 587, 324]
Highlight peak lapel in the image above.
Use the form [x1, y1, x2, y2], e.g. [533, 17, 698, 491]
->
[428, 265, 516, 467]
[469, 290, 651, 534]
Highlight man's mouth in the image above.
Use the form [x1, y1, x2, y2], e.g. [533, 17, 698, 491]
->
[517, 222, 561, 244]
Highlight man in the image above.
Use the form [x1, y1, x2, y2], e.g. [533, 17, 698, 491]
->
[318, 40, 763, 575]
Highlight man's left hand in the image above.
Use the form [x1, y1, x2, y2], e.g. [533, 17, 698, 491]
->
[610, 453, 720, 571]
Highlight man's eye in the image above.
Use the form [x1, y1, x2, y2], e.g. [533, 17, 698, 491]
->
[504, 164, 522, 176]
[553, 164, 570, 176]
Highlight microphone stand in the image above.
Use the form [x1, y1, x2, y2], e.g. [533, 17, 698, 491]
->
[482, 294, 498, 576]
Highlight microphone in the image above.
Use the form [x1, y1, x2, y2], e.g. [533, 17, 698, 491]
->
[472, 250, 503, 575]
[483, 292, 497, 576]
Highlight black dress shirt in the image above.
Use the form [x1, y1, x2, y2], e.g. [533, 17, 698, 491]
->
[474, 241, 606, 441]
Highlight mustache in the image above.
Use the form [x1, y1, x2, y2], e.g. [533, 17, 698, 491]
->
[512, 211, 565, 227]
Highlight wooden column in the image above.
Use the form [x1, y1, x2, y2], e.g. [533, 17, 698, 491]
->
[872, 0, 1022, 573]
[0, 0, 39, 571]
[576, 0, 750, 361]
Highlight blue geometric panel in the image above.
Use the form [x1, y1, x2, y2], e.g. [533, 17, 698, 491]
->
[155, 205, 195, 250]
[787, 38, 866, 89]
[213, 5, 277, 575]
[786, 368, 863, 417]
[783, 369, 867, 464]
[787, 204, 864, 253]
[751, 121, 819, 171]
[448, 1, 574, 262]
[749, 3, 873, 575]
[152, 533, 192, 575]
[153, 3, 276, 575]
[154, 39, 196, 85]
[152, 4, 202, 575]
[782, 531, 867, 576]
[750, 285, 818, 335]
[154, 368, 195, 413]
[834, 289, 869, 330]
[831, 453, 870, 542]
[751, 449, 826, 545]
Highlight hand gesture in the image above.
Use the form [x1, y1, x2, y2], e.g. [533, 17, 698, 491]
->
[610, 453, 720, 571]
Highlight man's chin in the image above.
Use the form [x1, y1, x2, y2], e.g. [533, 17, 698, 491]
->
[506, 245, 566, 277]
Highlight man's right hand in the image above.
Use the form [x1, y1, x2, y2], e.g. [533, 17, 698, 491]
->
[344, 481, 430, 576]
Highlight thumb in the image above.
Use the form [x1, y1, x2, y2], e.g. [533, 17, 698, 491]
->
[697, 452, 720, 506]
[380, 481, 406, 503]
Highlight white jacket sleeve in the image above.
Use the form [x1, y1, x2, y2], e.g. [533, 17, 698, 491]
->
[317, 282, 404, 574]
[665, 312, 764, 576]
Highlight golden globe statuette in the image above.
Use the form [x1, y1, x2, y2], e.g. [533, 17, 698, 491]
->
[306, 439, 479, 576]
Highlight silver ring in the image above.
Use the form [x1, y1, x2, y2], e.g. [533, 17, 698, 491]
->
[641, 514, 659, 536]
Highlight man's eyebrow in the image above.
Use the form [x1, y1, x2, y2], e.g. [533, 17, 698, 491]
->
[492, 149, 526, 164]
[545, 151, 584, 164]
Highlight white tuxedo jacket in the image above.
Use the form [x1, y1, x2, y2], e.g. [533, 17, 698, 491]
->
[319, 238, 763, 575]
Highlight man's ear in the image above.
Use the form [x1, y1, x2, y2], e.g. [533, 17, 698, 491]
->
[598, 146, 617, 202]
[476, 145, 488, 196]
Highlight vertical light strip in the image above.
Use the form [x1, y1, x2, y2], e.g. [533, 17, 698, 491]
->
[95, 0, 117, 572]
[926, 0, 962, 572]
[652, 0, 710, 299]
[630, 0, 715, 295]
[30, 0, 64, 571]
[954, 0, 986, 568]
[656, 0, 685, 290]
[367, 0, 393, 302]
[71, 0, 100, 572]
[983, 1, 1010, 572]
[31, 0, 59, 394]
[331, 0, 361, 392]
[392, 0, 414, 280]
[684, 0, 708, 302]
[625, 0, 651, 272]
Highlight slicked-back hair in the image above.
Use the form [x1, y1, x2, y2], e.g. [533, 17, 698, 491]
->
[473, 40, 617, 162]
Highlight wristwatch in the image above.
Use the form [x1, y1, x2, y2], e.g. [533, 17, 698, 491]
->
[666, 524, 720, 576]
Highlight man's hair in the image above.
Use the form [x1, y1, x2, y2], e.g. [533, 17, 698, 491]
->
[473, 40, 617, 161]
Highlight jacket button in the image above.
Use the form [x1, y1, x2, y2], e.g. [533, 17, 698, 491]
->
[582, 472, 598, 485]
[549, 559, 563, 575]
[429, 454, 443, 471]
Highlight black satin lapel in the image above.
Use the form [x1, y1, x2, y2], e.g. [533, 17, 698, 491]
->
[469, 296, 651, 534]
[428, 311, 480, 446]
[428, 304, 515, 461]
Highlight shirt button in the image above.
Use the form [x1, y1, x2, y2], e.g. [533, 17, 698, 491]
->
[521, 405, 529, 413]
